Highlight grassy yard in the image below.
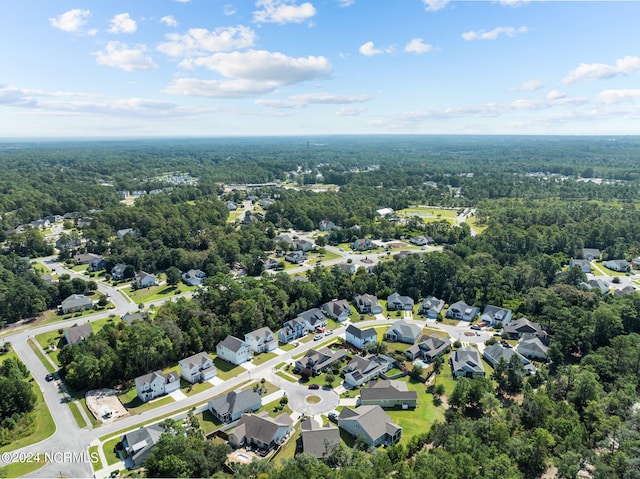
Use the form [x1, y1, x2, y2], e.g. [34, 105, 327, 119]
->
[399, 206, 459, 219]
[123, 282, 196, 305]
[262, 398, 293, 419]
[119, 387, 175, 415]
[68, 400, 88, 428]
[0, 456, 47, 478]
[227, 211, 243, 223]
[276, 371, 298, 383]
[385, 375, 446, 444]
[198, 409, 222, 435]
[89, 445, 103, 471]
[182, 379, 213, 396]
[213, 357, 246, 380]
[27, 339, 56, 374]
[272, 426, 300, 466]
[102, 436, 123, 466]
[0, 381, 56, 454]
[252, 352, 277, 366]
[279, 342, 296, 351]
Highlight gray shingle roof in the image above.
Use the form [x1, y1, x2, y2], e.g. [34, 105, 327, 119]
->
[209, 390, 261, 417]
[346, 324, 377, 340]
[217, 335, 249, 353]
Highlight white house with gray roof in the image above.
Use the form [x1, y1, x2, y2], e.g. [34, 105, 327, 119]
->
[345, 324, 377, 350]
[179, 352, 217, 383]
[405, 334, 451, 362]
[59, 294, 93, 314]
[516, 336, 549, 361]
[451, 347, 485, 378]
[418, 296, 445, 319]
[295, 347, 348, 375]
[208, 389, 262, 423]
[354, 294, 382, 314]
[480, 305, 513, 326]
[216, 335, 253, 366]
[342, 354, 394, 388]
[181, 269, 206, 286]
[121, 424, 165, 468]
[338, 405, 402, 447]
[135, 370, 180, 402]
[446, 301, 480, 322]
[386, 292, 414, 311]
[322, 299, 351, 322]
[384, 320, 421, 344]
[359, 380, 417, 409]
[244, 327, 278, 354]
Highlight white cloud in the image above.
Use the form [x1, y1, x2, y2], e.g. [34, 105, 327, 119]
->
[95, 42, 158, 72]
[164, 78, 279, 98]
[175, 0, 191, 3]
[224, 4, 237, 15]
[422, 0, 449, 11]
[157, 26, 256, 57]
[336, 107, 365, 116]
[462, 26, 528, 41]
[338, 0, 355, 6]
[255, 92, 369, 109]
[498, 0, 530, 6]
[359, 41, 394, 57]
[160, 15, 178, 27]
[596, 89, 640, 105]
[49, 9, 91, 33]
[182, 50, 331, 83]
[108, 13, 137, 34]
[514, 79, 544, 91]
[547, 90, 566, 101]
[404, 38, 433, 54]
[253, 0, 316, 24]
[562, 56, 640, 84]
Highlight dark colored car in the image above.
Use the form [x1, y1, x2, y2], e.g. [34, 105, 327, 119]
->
[308, 383, 320, 390]
[45, 374, 54, 382]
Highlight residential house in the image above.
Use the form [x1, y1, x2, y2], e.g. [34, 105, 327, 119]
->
[446, 301, 480, 322]
[632, 257, 640, 270]
[181, 269, 206, 286]
[603, 259, 629, 272]
[259, 198, 275, 209]
[299, 308, 328, 331]
[228, 413, 292, 452]
[278, 317, 308, 344]
[263, 258, 280, 270]
[354, 294, 382, 315]
[208, 390, 262, 423]
[386, 293, 414, 311]
[418, 296, 445, 319]
[226, 201, 237, 211]
[450, 347, 485, 378]
[351, 238, 374, 252]
[41, 274, 53, 286]
[480, 305, 513, 326]
[359, 380, 418, 409]
[132, 271, 157, 289]
[244, 327, 278, 354]
[583, 248, 601, 261]
[59, 294, 93, 314]
[77, 217, 93, 229]
[338, 405, 402, 447]
[292, 239, 314, 252]
[117, 228, 138, 240]
[30, 218, 50, 229]
[111, 263, 128, 280]
[121, 424, 165, 468]
[318, 220, 336, 231]
[294, 347, 348, 375]
[122, 311, 148, 325]
[179, 352, 217, 383]
[345, 324, 377, 350]
[483, 343, 536, 375]
[405, 334, 451, 362]
[134, 370, 180, 402]
[216, 335, 253, 366]
[73, 253, 103, 269]
[300, 418, 340, 460]
[569, 258, 591, 273]
[64, 323, 93, 345]
[375, 208, 394, 217]
[409, 236, 433, 246]
[336, 263, 356, 274]
[285, 251, 307, 264]
[342, 354, 394, 388]
[384, 320, 421, 344]
[516, 336, 549, 361]
[322, 299, 351, 322]
[55, 236, 81, 251]
[581, 278, 610, 295]
[503, 317, 547, 340]
[614, 285, 636, 297]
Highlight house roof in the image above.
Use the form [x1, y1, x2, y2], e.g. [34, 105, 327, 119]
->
[387, 292, 414, 307]
[232, 413, 292, 445]
[407, 334, 451, 357]
[583, 248, 601, 258]
[134, 370, 179, 389]
[298, 308, 327, 327]
[346, 324, 377, 340]
[517, 337, 549, 357]
[134, 271, 155, 282]
[482, 305, 511, 321]
[354, 293, 380, 310]
[420, 296, 444, 313]
[483, 343, 536, 374]
[360, 379, 418, 403]
[179, 351, 212, 369]
[322, 299, 350, 316]
[61, 294, 93, 309]
[245, 327, 274, 342]
[122, 311, 148, 325]
[451, 347, 485, 375]
[338, 405, 401, 442]
[301, 422, 340, 459]
[388, 320, 420, 339]
[123, 424, 165, 465]
[217, 335, 249, 353]
[209, 390, 261, 417]
[64, 324, 93, 345]
[504, 317, 546, 337]
[298, 347, 348, 371]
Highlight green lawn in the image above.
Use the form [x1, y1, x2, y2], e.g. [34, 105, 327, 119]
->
[279, 342, 296, 351]
[68, 401, 87, 428]
[276, 371, 298, 383]
[252, 352, 277, 366]
[385, 375, 446, 444]
[182, 379, 212, 396]
[262, 398, 293, 419]
[0, 456, 47, 478]
[212, 357, 246, 380]
[0, 381, 56, 454]
[26, 339, 56, 373]
[89, 445, 103, 471]
[123, 280, 197, 304]
[398, 206, 459, 219]
[272, 425, 300, 466]
[227, 211, 243, 223]
[119, 388, 175, 414]
[103, 436, 124, 466]
[197, 409, 222, 435]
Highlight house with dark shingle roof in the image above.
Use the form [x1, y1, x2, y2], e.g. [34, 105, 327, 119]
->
[405, 334, 451, 361]
[181, 269, 206, 286]
[351, 238, 374, 251]
[386, 292, 414, 311]
[300, 418, 340, 460]
[322, 299, 351, 322]
[244, 327, 278, 354]
[345, 324, 377, 350]
[504, 317, 547, 340]
[121, 424, 165, 468]
[480, 305, 513, 326]
[359, 380, 417, 409]
[446, 301, 480, 322]
[338, 405, 402, 447]
[582, 248, 601, 261]
[342, 354, 394, 388]
[294, 347, 348, 375]
[603, 259, 629, 272]
[298, 308, 328, 331]
[516, 336, 549, 361]
[278, 316, 308, 343]
[179, 352, 217, 383]
[64, 323, 93, 345]
[450, 347, 485, 378]
[216, 335, 253, 366]
[418, 296, 445, 319]
[228, 413, 293, 452]
[134, 370, 180, 402]
[354, 294, 382, 314]
[483, 343, 536, 375]
[569, 258, 591, 273]
[208, 389, 262, 423]
[384, 320, 420, 344]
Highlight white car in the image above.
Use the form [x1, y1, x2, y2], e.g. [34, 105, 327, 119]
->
[325, 330, 333, 336]
[314, 334, 323, 341]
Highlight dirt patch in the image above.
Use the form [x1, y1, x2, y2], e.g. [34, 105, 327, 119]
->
[86, 388, 129, 423]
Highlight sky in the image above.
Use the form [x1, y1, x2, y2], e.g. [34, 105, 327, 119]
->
[1, 0, 640, 137]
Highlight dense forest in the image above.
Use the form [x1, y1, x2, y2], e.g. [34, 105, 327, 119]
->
[2, 136, 640, 477]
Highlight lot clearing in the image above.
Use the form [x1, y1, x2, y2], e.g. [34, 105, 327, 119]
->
[86, 388, 129, 424]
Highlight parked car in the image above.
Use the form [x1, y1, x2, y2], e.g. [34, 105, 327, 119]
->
[325, 330, 333, 336]
[308, 384, 320, 390]
[314, 334, 323, 341]
[328, 412, 338, 423]
[45, 374, 54, 382]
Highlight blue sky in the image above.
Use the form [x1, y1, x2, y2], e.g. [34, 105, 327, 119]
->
[1, 0, 640, 137]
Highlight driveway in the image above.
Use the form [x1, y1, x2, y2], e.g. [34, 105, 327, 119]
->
[268, 372, 339, 416]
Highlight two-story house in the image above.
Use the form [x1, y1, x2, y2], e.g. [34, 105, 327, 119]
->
[244, 327, 278, 354]
[135, 370, 180, 402]
[178, 352, 217, 383]
[216, 335, 253, 366]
